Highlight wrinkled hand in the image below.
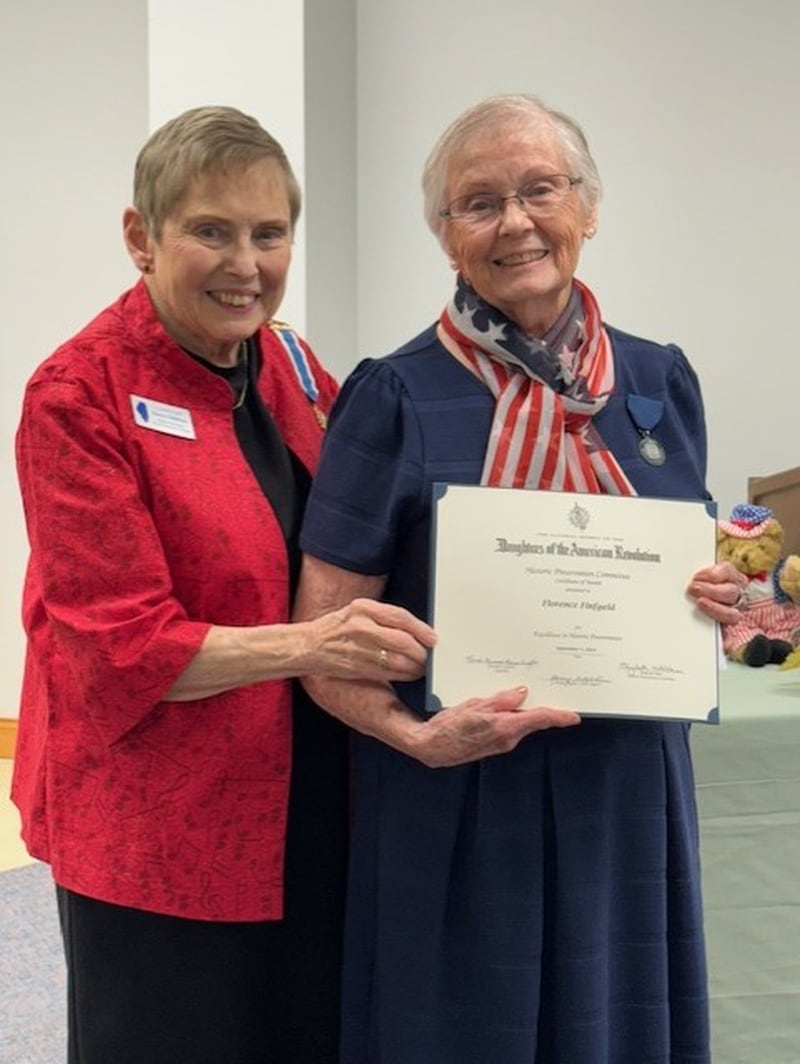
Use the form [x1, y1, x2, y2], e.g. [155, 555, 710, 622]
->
[307, 597, 436, 681]
[686, 562, 747, 624]
[402, 687, 581, 768]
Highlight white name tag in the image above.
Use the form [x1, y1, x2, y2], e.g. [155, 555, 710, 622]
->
[130, 395, 196, 440]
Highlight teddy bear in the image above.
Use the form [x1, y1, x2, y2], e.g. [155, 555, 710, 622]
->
[716, 503, 800, 667]
[777, 556, 800, 670]
[781, 645, 800, 670]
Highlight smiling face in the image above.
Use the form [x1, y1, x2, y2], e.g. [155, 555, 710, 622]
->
[124, 159, 293, 366]
[442, 124, 596, 337]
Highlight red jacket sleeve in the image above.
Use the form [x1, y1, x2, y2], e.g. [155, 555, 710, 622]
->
[16, 374, 210, 745]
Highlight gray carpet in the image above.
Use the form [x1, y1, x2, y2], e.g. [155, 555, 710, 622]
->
[0, 861, 66, 1063]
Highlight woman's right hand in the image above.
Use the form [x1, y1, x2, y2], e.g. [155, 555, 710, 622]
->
[401, 687, 581, 768]
[166, 595, 436, 704]
[293, 557, 579, 766]
[303, 596, 437, 682]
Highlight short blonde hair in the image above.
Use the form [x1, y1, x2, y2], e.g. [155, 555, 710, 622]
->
[422, 94, 601, 248]
[133, 105, 302, 238]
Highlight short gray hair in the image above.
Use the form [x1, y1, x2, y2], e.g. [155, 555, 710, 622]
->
[422, 94, 601, 248]
[133, 105, 302, 238]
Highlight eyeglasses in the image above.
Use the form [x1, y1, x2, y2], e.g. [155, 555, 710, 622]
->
[439, 174, 583, 225]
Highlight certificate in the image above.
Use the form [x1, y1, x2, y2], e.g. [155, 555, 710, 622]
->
[427, 485, 719, 723]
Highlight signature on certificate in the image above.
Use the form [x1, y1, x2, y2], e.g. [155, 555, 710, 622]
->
[548, 674, 611, 688]
[620, 662, 684, 681]
[465, 655, 538, 673]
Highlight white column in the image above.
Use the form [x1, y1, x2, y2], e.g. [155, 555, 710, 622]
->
[147, 0, 308, 330]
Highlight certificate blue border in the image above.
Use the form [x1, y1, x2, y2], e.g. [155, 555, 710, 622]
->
[426, 484, 719, 724]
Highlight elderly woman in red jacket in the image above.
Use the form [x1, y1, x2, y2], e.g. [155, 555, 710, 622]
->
[13, 105, 433, 1064]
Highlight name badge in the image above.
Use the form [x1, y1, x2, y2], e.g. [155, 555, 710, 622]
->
[130, 395, 196, 439]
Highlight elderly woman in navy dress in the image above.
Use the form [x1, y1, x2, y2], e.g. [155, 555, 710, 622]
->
[295, 94, 743, 1063]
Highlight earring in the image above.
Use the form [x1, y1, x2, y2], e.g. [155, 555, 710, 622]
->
[584, 228, 596, 239]
[140, 260, 153, 274]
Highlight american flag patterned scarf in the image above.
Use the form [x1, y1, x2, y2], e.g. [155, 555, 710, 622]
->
[437, 275, 636, 496]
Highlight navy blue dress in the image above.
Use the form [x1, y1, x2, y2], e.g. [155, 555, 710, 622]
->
[300, 323, 711, 1064]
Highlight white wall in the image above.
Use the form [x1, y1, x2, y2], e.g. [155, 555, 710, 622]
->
[147, 0, 308, 328]
[1, 0, 307, 718]
[355, 0, 800, 517]
[0, 0, 148, 719]
[3, 0, 799, 720]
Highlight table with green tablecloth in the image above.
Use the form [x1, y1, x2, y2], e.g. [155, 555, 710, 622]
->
[692, 664, 800, 1063]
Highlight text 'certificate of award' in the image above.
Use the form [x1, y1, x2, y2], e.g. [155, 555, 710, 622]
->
[427, 486, 719, 723]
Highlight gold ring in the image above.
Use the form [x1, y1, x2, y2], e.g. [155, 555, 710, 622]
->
[378, 648, 389, 669]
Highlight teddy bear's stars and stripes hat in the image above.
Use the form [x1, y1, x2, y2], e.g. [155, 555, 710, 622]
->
[718, 503, 775, 539]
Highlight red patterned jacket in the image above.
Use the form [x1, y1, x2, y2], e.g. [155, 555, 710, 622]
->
[13, 281, 338, 921]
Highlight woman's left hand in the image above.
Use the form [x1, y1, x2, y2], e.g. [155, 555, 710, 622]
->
[686, 562, 747, 623]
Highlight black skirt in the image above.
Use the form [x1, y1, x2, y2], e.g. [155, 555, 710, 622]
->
[57, 685, 349, 1064]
